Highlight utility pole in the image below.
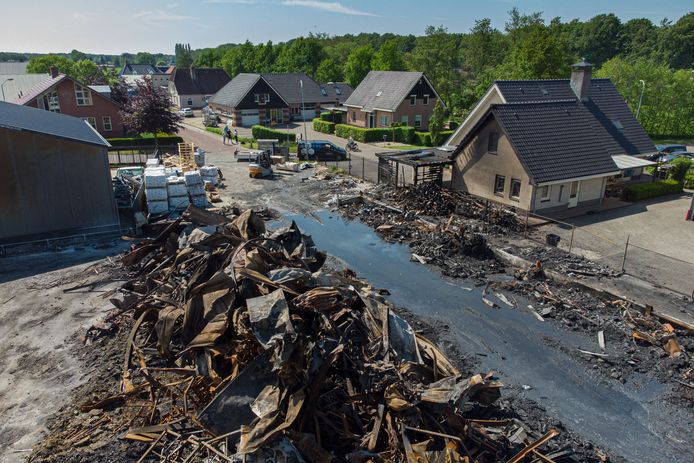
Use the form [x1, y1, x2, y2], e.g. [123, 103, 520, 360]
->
[636, 80, 645, 120]
[299, 79, 308, 144]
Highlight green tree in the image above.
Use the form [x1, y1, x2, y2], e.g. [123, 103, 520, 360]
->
[175, 43, 193, 68]
[428, 100, 447, 145]
[26, 54, 75, 76]
[255, 41, 277, 72]
[664, 12, 694, 68]
[344, 45, 374, 87]
[575, 14, 622, 66]
[69, 49, 87, 62]
[462, 18, 507, 72]
[668, 157, 692, 183]
[407, 26, 458, 105]
[371, 39, 405, 71]
[135, 52, 155, 65]
[316, 58, 343, 83]
[498, 24, 571, 79]
[620, 18, 659, 60]
[274, 37, 325, 76]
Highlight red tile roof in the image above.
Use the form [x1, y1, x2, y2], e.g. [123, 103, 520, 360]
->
[14, 74, 68, 105]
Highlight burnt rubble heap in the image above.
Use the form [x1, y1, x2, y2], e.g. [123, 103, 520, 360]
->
[36, 205, 585, 462]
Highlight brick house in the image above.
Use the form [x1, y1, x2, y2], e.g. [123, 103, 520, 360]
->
[208, 72, 352, 127]
[446, 62, 657, 214]
[14, 67, 125, 136]
[343, 71, 443, 131]
[169, 67, 231, 109]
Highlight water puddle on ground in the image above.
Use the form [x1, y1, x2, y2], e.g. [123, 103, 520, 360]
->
[277, 210, 686, 463]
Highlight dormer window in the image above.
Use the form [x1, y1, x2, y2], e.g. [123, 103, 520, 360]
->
[376, 90, 382, 97]
[320, 87, 327, 96]
[334, 87, 341, 95]
[611, 119, 624, 131]
[410, 94, 416, 106]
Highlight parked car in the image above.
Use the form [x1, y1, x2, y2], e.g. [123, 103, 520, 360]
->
[671, 150, 693, 159]
[115, 166, 144, 179]
[178, 108, 194, 117]
[298, 140, 348, 161]
[655, 144, 687, 153]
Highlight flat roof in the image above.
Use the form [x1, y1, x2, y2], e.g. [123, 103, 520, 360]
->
[376, 148, 453, 167]
[611, 154, 656, 169]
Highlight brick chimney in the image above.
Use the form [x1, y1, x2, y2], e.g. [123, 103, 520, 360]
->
[49, 66, 59, 78]
[570, 60, 592, 101]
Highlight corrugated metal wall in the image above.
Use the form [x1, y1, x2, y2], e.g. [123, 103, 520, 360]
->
[0, 127, 120, 243]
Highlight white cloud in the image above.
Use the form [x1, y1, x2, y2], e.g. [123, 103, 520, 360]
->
[133, 9, 193, 21]
[281, 0, 377, 16]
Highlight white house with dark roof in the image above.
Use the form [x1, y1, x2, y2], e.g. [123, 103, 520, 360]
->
[343, 71, 443, 130]
[448, 61, 657, 214]
[120, 63, 170, 88]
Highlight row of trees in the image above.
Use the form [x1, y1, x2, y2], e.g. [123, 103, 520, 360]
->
[189, 9, 692, 136]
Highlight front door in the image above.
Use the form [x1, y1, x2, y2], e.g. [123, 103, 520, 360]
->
[568, 181, 580, 208]
[367, 113, 374, 128]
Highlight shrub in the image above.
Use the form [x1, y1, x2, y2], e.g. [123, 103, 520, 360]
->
[251, 125, 294, 143]
[206, 127, 222, 135]
[412, 131, 431, 146]
[319, 112, 342, 123]
[334, 124, 414, 143]
[107, 135, 183, 147]
[622, 180, 683, 201]
[667, 157, 692, 183]
[313, 118, 336, 134]
[685, 172, 694, 189]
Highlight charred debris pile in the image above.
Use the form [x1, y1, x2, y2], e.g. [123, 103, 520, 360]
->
[41, 205, 586, 462]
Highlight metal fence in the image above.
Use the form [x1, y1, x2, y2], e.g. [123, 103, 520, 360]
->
[107, 145, 178, 166]
[523, 212, 694, 298]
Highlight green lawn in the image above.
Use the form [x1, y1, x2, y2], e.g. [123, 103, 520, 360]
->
[386, 144, 427, 151]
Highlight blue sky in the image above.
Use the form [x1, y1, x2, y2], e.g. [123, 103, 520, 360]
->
[1, 0, 691, 54]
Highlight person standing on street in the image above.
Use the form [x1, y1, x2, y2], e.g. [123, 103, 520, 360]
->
[222, 125, 229, 145]
[234, 129, 238, 144]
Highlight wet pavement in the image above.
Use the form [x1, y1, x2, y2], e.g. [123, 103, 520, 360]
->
[283, 210, 693, 463]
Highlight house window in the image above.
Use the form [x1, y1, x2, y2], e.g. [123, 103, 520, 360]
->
[494, 175, 505, 195]
[187, 97, 193, 106]
[380, 115, 390, 126]
[82, 117, 97, 129]
[410, 94, 416, 106]
[423, 94, 429, 105]
[415, 115, 422, 127]
[540, 185, 551, 202]
[102, 116, 112, 131]
[510, 179, 521, 200]
[40, 90, 60, 112]
[334, 87, 341, 95]
[352, 111, 357, 121]
[487, 132, 499, 153]
[400, 115, 408, 125]
[74, 83, 92, 106]
[320, 87, 327, 96]
[254, 93, 270, 105]
[291, 107, 300, 115]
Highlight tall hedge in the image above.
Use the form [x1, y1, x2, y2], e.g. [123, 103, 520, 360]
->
[319, 112, 342, 124]
[251, 125, 294, 143]
[313, 118, 335, 134]
[334, 124, 414, 143]
[622, 179, 683, 201]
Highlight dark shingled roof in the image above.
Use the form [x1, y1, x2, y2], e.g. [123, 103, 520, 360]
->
[494, 79, 655, 155]
[121, 64, 163, 76]
[209, 73, 263, 107]
[210, 73, 353, 108]
[344, 71, 424, 112]
[0, 101, 109, 147]
[173, 68, 231, 96]
[491, 100, 620, 184]
[261, 73, 351, 104]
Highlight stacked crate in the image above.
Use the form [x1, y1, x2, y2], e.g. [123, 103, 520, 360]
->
[144, 167, 169, 215]
[167, 176, 190, 211]
[184, 171, 207, 208]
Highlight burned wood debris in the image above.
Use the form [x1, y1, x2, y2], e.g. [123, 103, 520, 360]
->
[51, 205, 583, 462]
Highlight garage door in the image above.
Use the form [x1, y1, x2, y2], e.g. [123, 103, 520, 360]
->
[300, 109, 315, 121]
[241, 110, 259, 127]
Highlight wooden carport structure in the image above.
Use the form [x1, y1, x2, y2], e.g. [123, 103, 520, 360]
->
[376, 149, 453, 187]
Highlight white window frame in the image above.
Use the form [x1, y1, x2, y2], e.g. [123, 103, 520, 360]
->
[400, 115, 408, 125]
[380, 115, 390, 127]
[254, 93, 270, 105]
[187, 97, 193, 106]
[423, 94, 429, 105]
[540, 185, 551, 202]
[510, 178, 521, 200]
[352, 111, 357, 121]
[414, 114, 422, 127]
[74, 83, 92, 106]
[102, 116, 112, 131]
[410, 94, 416, 106]
[83, 117, 96, 130]
[494, 175, 505, 196]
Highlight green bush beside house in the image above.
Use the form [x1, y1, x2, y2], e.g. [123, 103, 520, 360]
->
[313, 118, 336, 134]
[622, 180, 683, 201]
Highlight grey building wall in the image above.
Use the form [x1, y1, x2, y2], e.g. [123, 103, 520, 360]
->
[0, 127, 119, 243]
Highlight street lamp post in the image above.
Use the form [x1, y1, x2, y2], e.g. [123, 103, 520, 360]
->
[636, 79, 645, 120]
[299, 79, 308, 144]
[1, 78, 14, 101]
